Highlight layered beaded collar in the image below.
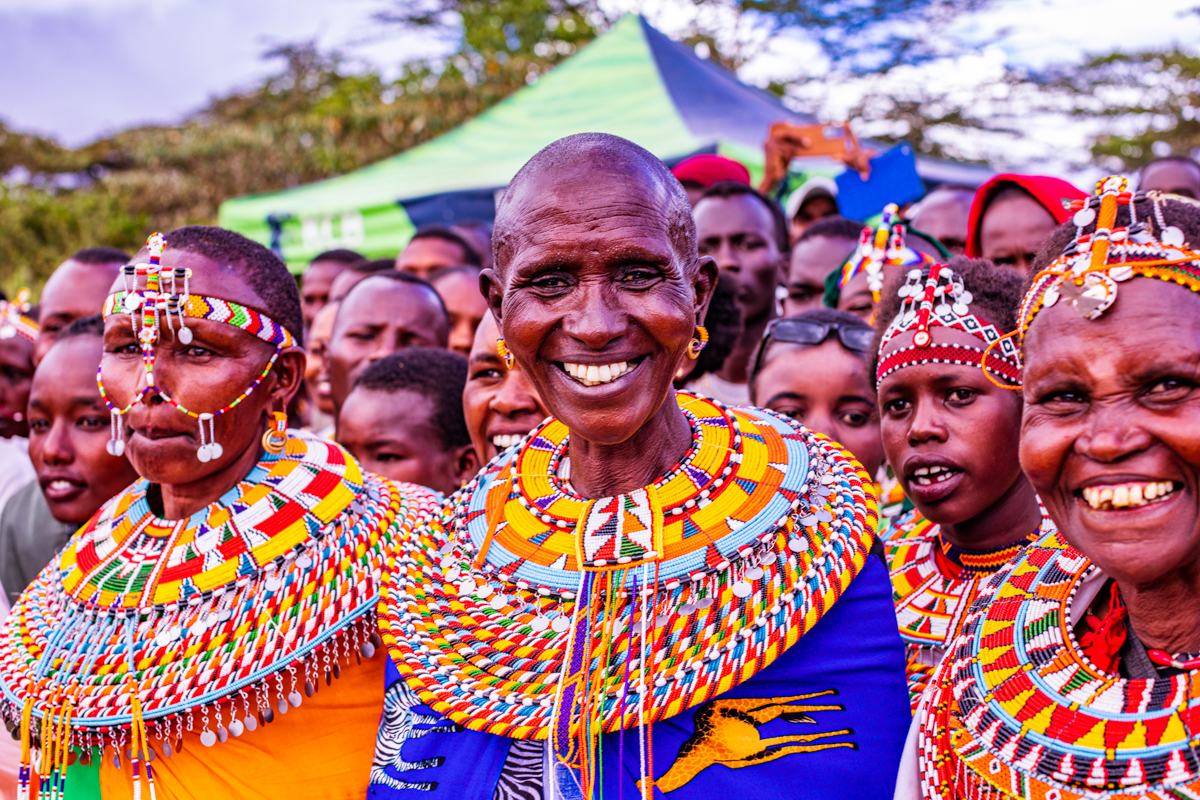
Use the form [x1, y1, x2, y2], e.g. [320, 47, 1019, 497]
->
[919, 530, 1200, 798]
[886, 509, 1052, 709]
[98, 232, 298, 462]
[0, 434, 440, 793]
[381, 393, 878, 794]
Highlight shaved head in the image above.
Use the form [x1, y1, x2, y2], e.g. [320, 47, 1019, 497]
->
[493, 133, 697, 273]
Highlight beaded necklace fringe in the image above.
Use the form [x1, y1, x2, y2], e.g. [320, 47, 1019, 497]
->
[382, 393, 879, 800]
[2, 436, 440, 798]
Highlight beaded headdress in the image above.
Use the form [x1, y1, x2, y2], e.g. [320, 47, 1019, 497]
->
[875, 265, 1021, 387]
[1018, 175, 1200, 342]
[99, 233, 297, 461]
[840, 204, 935, 303]
[0, 289, 38, 343]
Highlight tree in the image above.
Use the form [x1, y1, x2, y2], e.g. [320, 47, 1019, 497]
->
[1041, 48, 1200, 171]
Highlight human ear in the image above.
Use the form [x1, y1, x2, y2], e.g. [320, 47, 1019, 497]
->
[480, 269, 504, 323]
[453, 443, 482, 488]
[268, 347, 307, 409]
[692, 256, 719, 325]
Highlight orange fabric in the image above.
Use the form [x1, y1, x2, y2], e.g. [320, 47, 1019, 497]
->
[97, 653, 385, 800]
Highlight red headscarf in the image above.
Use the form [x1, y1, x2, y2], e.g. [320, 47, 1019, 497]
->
[671, 154, 750, 188]
[965, 173, 1087, 257]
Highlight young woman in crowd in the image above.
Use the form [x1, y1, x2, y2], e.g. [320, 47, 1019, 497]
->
[373, 133, 911, 799]
[911, 181, 1200, 799]
[873, 257, 1049, 707]
[749, 307, 884, 480]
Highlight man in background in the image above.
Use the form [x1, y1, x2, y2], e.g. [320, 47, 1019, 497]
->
[1139, 155, 1200, 199]
[907, 185, 974, 255]
[671, 153, 751, 207]
[33, 246, 129, 364]
[395, 225, 482, 280]
[300, 248, 364, 333]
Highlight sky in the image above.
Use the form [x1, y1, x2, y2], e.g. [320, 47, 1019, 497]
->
[1, 0, 1198, 158]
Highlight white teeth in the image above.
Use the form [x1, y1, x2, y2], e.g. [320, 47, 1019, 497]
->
[1081, 481, 1176, 510]
[910, 465, 958, 486]
[491, 434, 524, 450]
[50, 480, 72, 491]
[561, 361, 634, 387]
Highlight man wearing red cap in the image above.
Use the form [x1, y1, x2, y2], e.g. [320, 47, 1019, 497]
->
[966, 173, 1086, 275]
[672, 153, 751, 206]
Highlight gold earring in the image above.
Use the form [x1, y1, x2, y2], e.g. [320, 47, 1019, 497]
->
[686, 326, 709, 360]
[262, 411, 288, 455]
[496, 337, 515, 370]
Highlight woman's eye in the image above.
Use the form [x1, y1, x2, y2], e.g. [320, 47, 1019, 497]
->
[28, 420, 48, 433]
[768, 406, 803, 420]
[113, 343, 139, 356]
[839, 411, 870, 427]
[947, 388, 977, 404]
[1147, 378, 1194, 399]
[882, 398, 909, 415]
[471, 369, 503, 381]
[79, 416, 107, 429]
[183, 345, 215, 358]
[376, 453, 405, 463]
[622, 269, 658, 283]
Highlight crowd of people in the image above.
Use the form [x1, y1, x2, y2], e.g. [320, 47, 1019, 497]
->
[0, 132, 1194, 799]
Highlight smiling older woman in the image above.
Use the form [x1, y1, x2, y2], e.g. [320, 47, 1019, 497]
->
[914, 179, 1200, 798]
[0, 227, 440, 799]
[375, 134, 911, 800]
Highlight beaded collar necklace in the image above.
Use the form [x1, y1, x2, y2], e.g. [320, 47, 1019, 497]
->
[841, 203, 933, 304]
[876, 265, 1021, 387]
[381, 393, 879, 799]
[0, 289, 37, 343]
[0, 434, 440, 798]
[919, 530, 1200, 798]
[98, 233, 297, 462]
[886, 509, 1051, 708]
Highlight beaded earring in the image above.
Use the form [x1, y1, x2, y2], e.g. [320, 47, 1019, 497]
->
[686, 326, 709, 359]
[262, 412, 288, 455]
[496, 337, 515, 369]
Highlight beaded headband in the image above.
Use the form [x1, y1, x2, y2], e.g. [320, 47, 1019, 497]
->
[0, 289, 37, 344]
[1017, 175, 1200, 345]
[98, 233, 298, 461]
[841, 204, 935, 303]
[876, 265, 1021, 387]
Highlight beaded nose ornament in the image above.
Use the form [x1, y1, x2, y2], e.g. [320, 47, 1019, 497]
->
[98, 233, 297, 462]
[876, 265, 1021, 387]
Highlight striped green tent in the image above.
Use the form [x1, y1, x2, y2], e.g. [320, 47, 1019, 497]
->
[219, 15, 987, 271]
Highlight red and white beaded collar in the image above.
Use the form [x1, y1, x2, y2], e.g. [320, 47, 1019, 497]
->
[875, 265, 1021, 387]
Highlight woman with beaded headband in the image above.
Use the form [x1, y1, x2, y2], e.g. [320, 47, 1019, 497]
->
[871, 257, 1052, 712]
[374, 133, 911, 800]
[0, 226, 441, 799]
[912, 179, 1200, 799]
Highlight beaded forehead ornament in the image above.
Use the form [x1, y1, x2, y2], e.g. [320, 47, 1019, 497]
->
[0, 289, 37, 343]
[99, 233, 297, 462]
[1017, 176, 1200, 346]
[875, 265, 1021, 387]
[840, 204, 934, 304]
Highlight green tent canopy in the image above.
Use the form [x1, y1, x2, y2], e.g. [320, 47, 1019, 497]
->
[219, 15, 989, 271]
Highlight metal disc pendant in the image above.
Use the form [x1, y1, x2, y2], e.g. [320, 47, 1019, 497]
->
[107, 439, 125, 457]
[209, 442, 224, 460]
[1162, 226, 1185, 246]
[360, 641, 376, 658]
[288, 691, 303, 708]
[731, 581, 753, 598]
[550, 616, 570, 633]
[244, 715, 257, 732]
[529, 616, 550, 632]
[277, 697, 289, 714]
[200, 730, 217, 747]
[216, 726, 228, 744]
[178, 326, 193, 345]
[228, 719, 244, 737]
[260, 707, 274, 724]
[197, 444, 212, 463]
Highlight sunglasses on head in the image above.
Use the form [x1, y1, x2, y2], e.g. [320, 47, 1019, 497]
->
[752, 318, 876, 378]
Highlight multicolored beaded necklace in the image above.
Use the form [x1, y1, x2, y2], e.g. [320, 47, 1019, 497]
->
[886, 509, 1051, 709]
[0, 433, 440, 800]
[97, 233, 297, 462]
[381, 392, 879, 800]
[919, 530, 1200, 799]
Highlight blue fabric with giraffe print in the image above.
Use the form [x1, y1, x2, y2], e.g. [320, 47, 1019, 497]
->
[368, 556, 909, 799]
